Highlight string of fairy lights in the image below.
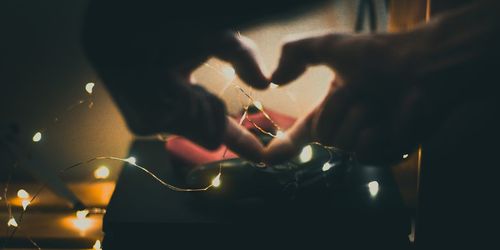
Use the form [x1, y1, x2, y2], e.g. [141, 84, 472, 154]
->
[1, 57, 410, 250]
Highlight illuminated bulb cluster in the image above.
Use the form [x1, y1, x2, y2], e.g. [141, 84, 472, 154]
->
[85, 82, 95, 94]
[252, 101, 263, 110]
[211, 173, 221, 188]
[94, 165, 110, 179]
[73, 209, 92, 231]
[32, 131, 42, 142]
[368, 181, 379, 197]
[18, 189, 31, 211]
[7, 217, 18, 227]
[299, 145, 313, 163]
[125, 156, 137, 165]
[402, 154, 409, 159]
[322, 162, 334, 172]
[93, 240, 102, 250]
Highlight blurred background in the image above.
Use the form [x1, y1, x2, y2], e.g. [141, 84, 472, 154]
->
[0, 0, 392, 249]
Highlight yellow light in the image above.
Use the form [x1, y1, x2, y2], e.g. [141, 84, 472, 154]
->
[125, 156, 137, 165]
[93, 240, 102, 250]
[32, 132, 42, 142]
[299, 145, 313, 163]
[211, 173, 221, 188]
[73, 209, 91, 231]
[76, 209, 89, 219]
[94, 166, 110, 179]
[252, 101, 263, 110]
[275, 130, 286, 139]
[7, 217, 18, 227]
[269, 82, 279, 89]
[17, 189, 30, 199]
[368, 181, 379, 197]
[322, 162, 333, 172]
[403, 154, 409, 159]
[22, 200, 30, 211]
[221, 66, 236, 81]
[85, 82, 95, 94]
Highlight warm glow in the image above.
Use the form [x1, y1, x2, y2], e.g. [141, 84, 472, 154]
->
[253, 101, 263, 110]
[211, 173, 221, 188]
[85, 82, 95, 94]
[76, 209, 89, 219]
[74, 209, 91, 231]
[7, 217, 18, 227]
[94, 166, 110, 179]
[269, 82, 279, 89]
[22, 200, 30, 211]
[322, 162, 333, 172]
[32, 132, 42, 142]
[93, 240, 102, 250]
[368, 181, 380, 197]
[403, 154, 409, 159]
[125, 156, 137, 165]
[221, 66, 236, 81]
[299, 145, 313, 163]
[17, 189, 30, 199]
[275, 130, 286, 139]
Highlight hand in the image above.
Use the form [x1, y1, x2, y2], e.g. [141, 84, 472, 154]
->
[84, 12, 270, 162]
[263, 31, 469, 165]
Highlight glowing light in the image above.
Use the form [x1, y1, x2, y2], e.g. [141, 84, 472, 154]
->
[322, 162, 333, 172]
[125, 156, 137, 165]
[299, 145, 313, 163]
[7, 217, 18, 227]
[221, 66, 236, 81]
[403, 154, 409, 159]
[275, 130, 286, 139]
[22, 200, 30, 211]
[85, 82, 95, 94]
[368, 181, 379, 197]
[93, 240, 102, 250]
[73, 209, 91, 231]
[17, 189, 30, 199]
[93, 166, 110, 179]
[211, 173, 221, 188]
[32, 132, 42, 142]
[269, 82, 279, 89]
[252, 101, 263, 110]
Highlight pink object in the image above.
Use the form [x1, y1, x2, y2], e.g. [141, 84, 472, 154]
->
[165, 108, 296, 167]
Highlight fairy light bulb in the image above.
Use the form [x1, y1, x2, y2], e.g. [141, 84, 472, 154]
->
[252, 101, 263, 110]
[32, 132, 42, 142]
[22, 200, 30, 211]
[7, 217, 18, 227]
[93, 240, 102, 250]
[368, 181, 379, 197]
[275, 130, 286, 139]
[221, 66, 236, 81]
[403, 154, 409, 159]
[125, 156, 137, 165]
[322, 162, 333, 172]
[299, 145, 313, 163]
[211, 173, 221, 188]
[17, 189, 29, 199]
[85, 82, 95, 94]
[269, 82, 279, 89]
[74, 209, 91, 231]
[94, 166, 110, 179]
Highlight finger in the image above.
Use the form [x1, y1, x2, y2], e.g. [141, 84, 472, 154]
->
[263, 113, 314, 165]
[271, 34, 346, 85]
[223, 117, 265, 162]
[216, 33, 269, 89]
